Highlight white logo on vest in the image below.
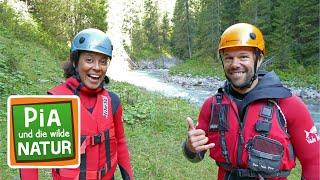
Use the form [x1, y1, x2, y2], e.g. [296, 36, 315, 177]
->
[102, 96, 108, 118]
[304, 126, 320, 144]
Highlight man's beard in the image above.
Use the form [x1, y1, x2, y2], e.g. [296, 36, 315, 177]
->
[225, 71, 255, 89]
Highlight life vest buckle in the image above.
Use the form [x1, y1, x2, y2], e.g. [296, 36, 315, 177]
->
[91, 134, 102, 145]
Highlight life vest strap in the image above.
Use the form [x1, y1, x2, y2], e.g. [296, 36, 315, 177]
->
[231, 168, 290, 178]
[55, 165, 108, 180]
[80, 131, 107, 154]
[216, 162, 290, 178]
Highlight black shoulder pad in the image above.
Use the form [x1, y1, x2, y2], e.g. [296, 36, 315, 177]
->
[108, 91, 120, 116]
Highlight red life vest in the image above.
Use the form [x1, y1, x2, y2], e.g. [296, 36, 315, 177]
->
[207, 91, 296, 178]
[48, 81, 118, 180]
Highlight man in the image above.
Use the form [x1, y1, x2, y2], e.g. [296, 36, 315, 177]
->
[182, 23, 320, 179]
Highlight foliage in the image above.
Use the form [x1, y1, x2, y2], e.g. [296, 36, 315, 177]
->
[267, 61, 320, 89]
[0, 2, 68, 59]
[29, 0, 108, 44]
[124, 0, 172, 61]
[108, 82, 153, 125]
[159, 12, 171, 51]
[142, 0, 160, 51]
[0, 15, 63, 179]
[170, 56, 225, 78]
[193, 0, 220, 60]
[171, 0, 197, 59]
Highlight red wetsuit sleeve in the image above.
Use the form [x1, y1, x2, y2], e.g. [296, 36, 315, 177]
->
[197, 96, 214, 132]
[281, 96, 320, 179]
[114, 104, 133, 180]
[19, 169, 39, 180]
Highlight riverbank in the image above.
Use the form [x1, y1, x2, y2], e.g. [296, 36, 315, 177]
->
[134, 58, 320, 103]
[164, 72, 320, 103]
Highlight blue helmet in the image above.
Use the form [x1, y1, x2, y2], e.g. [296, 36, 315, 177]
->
[71, 28, 113, 58]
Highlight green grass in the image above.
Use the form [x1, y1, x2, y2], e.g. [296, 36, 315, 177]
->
[109, 82, 218, 179]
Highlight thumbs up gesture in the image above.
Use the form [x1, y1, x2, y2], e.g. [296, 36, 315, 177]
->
[186, 117, 215, 153]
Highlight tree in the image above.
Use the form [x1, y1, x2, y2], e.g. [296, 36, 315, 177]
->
[142, 0, 161, 51]
[130, 16, 146, 58]
[194, 0, 221, 60]
[171, 0, 196, 59]
[28, 0, 108, 43]
[292, 0, 319, 66]
[160, 12, 171, 51]
[220, 0, 240, 31]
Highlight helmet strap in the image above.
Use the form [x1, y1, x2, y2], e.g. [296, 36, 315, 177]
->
[240, 49, 261, 89]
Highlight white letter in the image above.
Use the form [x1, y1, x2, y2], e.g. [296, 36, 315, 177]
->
[62, 140, 71, 155]
[47, 109, 61, 127]
[39, 109, 44, 127]
[18, 142, 29, 156]
[51, 141, 61, 155]
[39, 141, 50, 155]
[30, 142, 41, 155]
[24, 107, 37, 127]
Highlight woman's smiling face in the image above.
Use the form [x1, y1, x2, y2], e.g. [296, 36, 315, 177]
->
[77, 51, 110, 89]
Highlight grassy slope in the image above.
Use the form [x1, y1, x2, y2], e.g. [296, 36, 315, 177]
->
[0, 24, 64, 179]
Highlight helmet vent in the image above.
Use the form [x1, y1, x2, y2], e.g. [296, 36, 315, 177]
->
[249, 33, 256, 40]
[79, 37, 85, 44]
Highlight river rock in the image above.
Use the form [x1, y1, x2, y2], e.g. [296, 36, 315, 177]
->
[166, 74, 320, 103]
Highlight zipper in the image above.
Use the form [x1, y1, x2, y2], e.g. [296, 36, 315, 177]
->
[227, 95, 249, 167]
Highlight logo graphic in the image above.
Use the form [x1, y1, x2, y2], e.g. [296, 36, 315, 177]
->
[304, 126, 320, 144]
[7, 95, 80, 168]
[102, 95, 108, 117]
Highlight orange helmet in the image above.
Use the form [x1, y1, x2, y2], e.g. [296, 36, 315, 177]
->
[218, 23, 265, 55]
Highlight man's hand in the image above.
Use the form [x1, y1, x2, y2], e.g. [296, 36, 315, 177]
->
[186, 117, 215, 153]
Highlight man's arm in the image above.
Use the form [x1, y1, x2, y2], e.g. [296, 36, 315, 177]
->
[281, 96, 320, 179]
[182, 97, 215, 163]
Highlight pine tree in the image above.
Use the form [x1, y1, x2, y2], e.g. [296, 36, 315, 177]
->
[160, 12, 171, 52]
[220, 0, 240, 31]
[270, 0, 295, 69]
[171, 0, 196, 59]
[142, 0, 160, 52]
[194, 0, 221, 60]
[130, 16, 146, 59]
[292, 0, 319, 66]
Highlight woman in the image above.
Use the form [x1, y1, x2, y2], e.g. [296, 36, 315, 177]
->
[20, 28, 133, 180]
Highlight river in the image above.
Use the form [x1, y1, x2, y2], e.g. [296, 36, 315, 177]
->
[109, 69, 320, 130]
